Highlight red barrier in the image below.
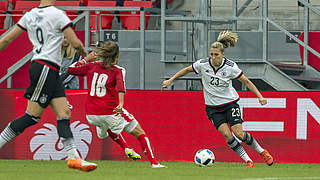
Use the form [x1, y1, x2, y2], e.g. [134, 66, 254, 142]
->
[298, 32, 320, 71]
[0, 89, 320, 163]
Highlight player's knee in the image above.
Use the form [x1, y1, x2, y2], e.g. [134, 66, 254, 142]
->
[242, 132, 253, 145]
[233, 131, 245, 140]
[130, 127, 145, 138]
[220, 131, 233, 140]
[9, 113, 40, 134]
[62, 108, 71, 118]
[57, 118, 73, 138]
[56, 107, 71, 119]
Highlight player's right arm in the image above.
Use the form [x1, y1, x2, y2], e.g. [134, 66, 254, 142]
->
[162, 65, 193, 88]
[113, 92, 124, 114]
[64, 27, 87, 57]
[0, 25, 24, 51]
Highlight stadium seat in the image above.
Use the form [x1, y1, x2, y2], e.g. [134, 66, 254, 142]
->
[120, 1, 152, 30]
[0, 1, 9, 29]
[153, 0, 174, 8]
[54, 1, 81, 21]
[87, 0, 116, 30]
[11, 1, 81, 24]
[10, 1, 40, 23]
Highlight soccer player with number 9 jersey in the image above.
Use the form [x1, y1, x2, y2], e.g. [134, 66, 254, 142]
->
[0, 0, 97, 172]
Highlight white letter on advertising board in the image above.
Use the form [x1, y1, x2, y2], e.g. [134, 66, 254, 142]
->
[297, 98, 320, 140]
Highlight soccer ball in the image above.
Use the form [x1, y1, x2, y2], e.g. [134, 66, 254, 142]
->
[194, 149, 215, 167]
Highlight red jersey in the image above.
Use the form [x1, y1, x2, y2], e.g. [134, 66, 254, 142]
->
[67, 62, 126, 115]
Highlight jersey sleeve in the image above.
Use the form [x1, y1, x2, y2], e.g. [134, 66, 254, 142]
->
[17, 13, 28, 30]
[192, 59, 202, 75]
[56, 10, 72, 31]
[115, 68, 126, 93]
[230, 62, 243, 79]
[67, 62, 90, 76]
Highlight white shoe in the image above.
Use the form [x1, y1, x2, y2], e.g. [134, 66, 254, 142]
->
[96, 127, 108, 139]
[125, 148, 141, 160]
[151, 164, 167, 168]
[67, 158, 97, 172]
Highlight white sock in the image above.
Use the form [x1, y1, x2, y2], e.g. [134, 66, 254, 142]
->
[243, 132, 264, 154]
[227, 137, 252, 163]
[241, 153, 252, 162]
[0, 124, 17, 148]
[61, 137, 80, 159]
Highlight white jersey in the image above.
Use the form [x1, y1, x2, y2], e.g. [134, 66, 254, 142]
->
[17, 6, 72, 66]
[192, 57, 243, 106]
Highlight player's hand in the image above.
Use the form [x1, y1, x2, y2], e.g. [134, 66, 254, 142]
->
[86, 51, 98, 62]
[79, 48, 88, 58]
[259, 97, 267, 105]
[113, 104, 123, 114]
[162, 80, 172, 89]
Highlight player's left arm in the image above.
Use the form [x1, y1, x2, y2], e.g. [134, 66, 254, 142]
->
[113, 69, 126, 114]
[0, 26, 24, 51]
[237, 74, 267, 105]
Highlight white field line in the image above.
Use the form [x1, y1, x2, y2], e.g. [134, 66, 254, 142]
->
[238, 177, 320, 180]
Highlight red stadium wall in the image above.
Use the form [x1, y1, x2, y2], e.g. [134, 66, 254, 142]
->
[0, 89, 319, 163]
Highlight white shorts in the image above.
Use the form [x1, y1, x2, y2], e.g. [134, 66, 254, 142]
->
[86, 109, 138, 135]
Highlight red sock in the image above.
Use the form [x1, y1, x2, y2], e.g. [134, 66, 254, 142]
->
[107, 129, 129, 149]
[138, 134, 158, 165]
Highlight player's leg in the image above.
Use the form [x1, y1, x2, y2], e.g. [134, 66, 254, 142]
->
[107, 129, 129, 149]
[232, 125, 273, 166]
[207, 104, 254, 167]
[129, 124, 166, 168]
[0, 61, 50, 148]
[120, 109, 165, 168]
[223, 104, 255, 167]
[0, 101, 44, 148]
[229, 102, 274, 166]
[50, 97, 97, 172]
[218, 123, 254, 167]
[106, 129, 141, 160]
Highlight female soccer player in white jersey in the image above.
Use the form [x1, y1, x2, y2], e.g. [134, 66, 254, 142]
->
[0, 0, 97, 172]
[67, 41, 166, 168]
[162, 31, 274, 167]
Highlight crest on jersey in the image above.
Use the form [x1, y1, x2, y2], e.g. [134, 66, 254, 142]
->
[221, 71, 227, 77]
[39, 94, 48, 104]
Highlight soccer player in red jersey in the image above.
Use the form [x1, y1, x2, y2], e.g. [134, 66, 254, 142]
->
[67, 41, 166, 168]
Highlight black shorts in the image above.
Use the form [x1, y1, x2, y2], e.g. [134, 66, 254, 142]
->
[205, 101, 244, 130]
[24, 60, 66, 108]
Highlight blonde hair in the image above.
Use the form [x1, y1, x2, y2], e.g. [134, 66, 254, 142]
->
[93, 41, 119, 68]
[61, 44, 77, 59]
[210, 31, 238, 53]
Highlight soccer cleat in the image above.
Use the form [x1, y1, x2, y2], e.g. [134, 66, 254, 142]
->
[151, 164, 167, 168]
[125, 148, 141, 160]
[260, 149, 274, 166]
[67, 158, 97, 172]
[246, 161, 255, 167]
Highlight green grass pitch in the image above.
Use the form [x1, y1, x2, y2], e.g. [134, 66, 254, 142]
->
[0, 160, 320, 180]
